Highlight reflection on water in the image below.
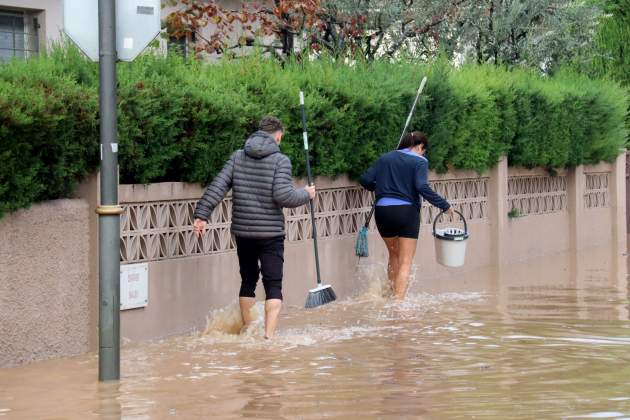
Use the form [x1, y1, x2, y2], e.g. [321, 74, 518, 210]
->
[1, 246, 629, 419]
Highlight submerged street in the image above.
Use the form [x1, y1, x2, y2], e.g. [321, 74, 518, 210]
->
[1, 246, 629, 419]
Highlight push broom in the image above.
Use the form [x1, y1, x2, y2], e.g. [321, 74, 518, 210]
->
[355, 76, 428, 258]
[300, 91, 337, 309]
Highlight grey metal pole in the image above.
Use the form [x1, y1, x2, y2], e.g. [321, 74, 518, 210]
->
[96, 0, 121, 382]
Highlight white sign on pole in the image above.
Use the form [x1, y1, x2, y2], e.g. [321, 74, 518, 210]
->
[63, 0, 161, 62]
[120, 263, 148, 310]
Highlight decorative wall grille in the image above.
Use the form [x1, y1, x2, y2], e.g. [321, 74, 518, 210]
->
[584, 173, 610, 209]
[422, 178, 488, 225]
[284, 187, 374, 242]
[120, 198, 234, 263]
[507, 175, 567, 216]
[120, 178, 489, 264]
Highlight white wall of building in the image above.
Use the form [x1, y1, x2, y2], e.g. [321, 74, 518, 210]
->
[0, 0, 275, 59]
[0, 0, 63, 47]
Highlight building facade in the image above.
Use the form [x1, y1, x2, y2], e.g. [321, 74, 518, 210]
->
[0, 0, 62, 61]
[0, 1, 266, 62]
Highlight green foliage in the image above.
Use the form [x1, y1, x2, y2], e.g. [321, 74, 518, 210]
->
[589, 0, 630, 86]
[450, 0, 602, 73]
[0, 46, 627, 218]
[0, 47, 98, 218]
[585, 0, 630, 145]
[508, 207, 521, 218]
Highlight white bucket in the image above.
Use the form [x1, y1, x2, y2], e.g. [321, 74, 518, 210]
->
[432, 210, 469, 268]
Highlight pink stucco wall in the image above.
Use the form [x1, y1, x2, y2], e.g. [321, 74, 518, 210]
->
[117, 157, 627, 341]
[0, 199, 91, 367]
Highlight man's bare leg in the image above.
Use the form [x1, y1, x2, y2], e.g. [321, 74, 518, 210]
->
[239, 297, 256, 333]
[264, 299, 282, 339]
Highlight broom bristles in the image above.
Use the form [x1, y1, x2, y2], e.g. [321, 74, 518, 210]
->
[355, 226, 369, 257]
[305, 284, 337, 308]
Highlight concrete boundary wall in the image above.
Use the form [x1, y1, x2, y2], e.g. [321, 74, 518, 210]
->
[115, 155, 627, 340]
[0, 199, 90, 368]
[1, 155, 626, 366]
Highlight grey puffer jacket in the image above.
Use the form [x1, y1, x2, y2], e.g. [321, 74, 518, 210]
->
[194, 131, 310, 238]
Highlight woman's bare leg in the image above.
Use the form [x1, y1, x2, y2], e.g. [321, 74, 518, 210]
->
[382, 237, 399, 296]
[393, 238, 418, 299]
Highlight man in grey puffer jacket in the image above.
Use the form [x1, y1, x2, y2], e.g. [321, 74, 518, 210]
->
[193, 116, 316, 339]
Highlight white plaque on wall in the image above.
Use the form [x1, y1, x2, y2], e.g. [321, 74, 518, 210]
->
[120, 263, 148, 310]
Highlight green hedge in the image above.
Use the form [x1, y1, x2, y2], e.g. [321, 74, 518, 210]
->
[0, 47, 627, 218]
[0, 48, 98, 218]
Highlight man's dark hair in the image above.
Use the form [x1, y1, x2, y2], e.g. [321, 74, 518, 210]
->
[398, 131, 429, 150]
[259, 116, 284, 134]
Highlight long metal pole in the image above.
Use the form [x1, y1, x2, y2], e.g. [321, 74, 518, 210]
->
[97, 0, 121, 382]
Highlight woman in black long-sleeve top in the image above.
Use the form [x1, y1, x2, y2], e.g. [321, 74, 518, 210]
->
[360, 132, 453, 299]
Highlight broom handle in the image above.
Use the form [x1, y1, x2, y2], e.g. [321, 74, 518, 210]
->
[363, 76, 428, 228]
[300, 91, 323, 286]
[396, 76, 427, 149]
[364, 202, 376, 229]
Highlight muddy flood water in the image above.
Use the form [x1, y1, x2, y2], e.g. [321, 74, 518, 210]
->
[2, 246, 630, 419]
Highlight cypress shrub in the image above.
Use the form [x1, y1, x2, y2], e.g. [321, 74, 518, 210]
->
[0, 52, 98, 218]
[0, 47, 627, 218]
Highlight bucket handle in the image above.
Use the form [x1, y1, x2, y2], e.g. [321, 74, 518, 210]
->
[432, 209, 468, 236]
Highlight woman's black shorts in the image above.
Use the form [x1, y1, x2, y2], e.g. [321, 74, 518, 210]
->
[374, 205, 420, 239]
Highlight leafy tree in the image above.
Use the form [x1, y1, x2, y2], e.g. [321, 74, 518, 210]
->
[455, 0, 601, 73]
[586, 0, 630, 143]
[164, 0, 320, 60]
[589, 0, 629, 85]
[311, 0, 469, 61]
[164, 0, 603, 73]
